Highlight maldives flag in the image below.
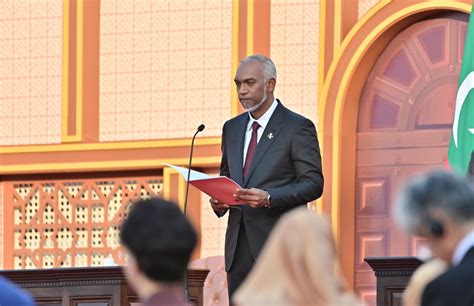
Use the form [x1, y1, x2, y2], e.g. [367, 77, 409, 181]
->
[448, 4, 474, 173]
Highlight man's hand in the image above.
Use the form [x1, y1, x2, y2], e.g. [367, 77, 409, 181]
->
[209, 198, 229, 212]
[234, 188, 270, 208]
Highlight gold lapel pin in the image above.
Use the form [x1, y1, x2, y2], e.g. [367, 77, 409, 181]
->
[267, 132, 274, 140]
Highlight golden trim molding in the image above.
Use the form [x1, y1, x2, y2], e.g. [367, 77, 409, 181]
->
[318, 0, 391, 158]
[0, 137, 221, 154]
[0, 157, 221, 175]
[61, 0, 71, 141]
[246, 0, 254, 56]
[75, 0, 84, 141]
[318, 0, 328, 95]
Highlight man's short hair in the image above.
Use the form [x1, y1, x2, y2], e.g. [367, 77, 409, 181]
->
[120, 198, 197, 282]
[239, 54, 277, 81]
[394, 169, 474, 235]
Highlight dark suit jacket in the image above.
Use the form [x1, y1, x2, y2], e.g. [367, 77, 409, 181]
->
[468, 151, 474, 181]
[421, 247, 474, 306]
[219, 101, 324, 271]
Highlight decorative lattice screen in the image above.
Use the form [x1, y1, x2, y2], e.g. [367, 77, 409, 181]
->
[4, 176, 163, 269]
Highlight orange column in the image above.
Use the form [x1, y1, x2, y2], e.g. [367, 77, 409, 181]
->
[341, 0, 358, 42]
[62, 0, 100, 143]
[62, 0, 79, 142]
[82, 0, 100, 142]
[232, 0, 271, 117]
[250, 0, 271, 56]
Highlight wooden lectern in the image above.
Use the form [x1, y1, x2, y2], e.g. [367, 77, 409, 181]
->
[1, 266, 209, 306]
[365, 257, 422, 306]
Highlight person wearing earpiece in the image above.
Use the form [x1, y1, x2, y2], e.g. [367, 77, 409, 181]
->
[394, 169, 474, 306]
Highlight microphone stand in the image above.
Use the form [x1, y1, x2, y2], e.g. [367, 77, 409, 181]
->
[183, 124, 205, 301]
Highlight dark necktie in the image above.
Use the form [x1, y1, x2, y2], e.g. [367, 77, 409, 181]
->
[243, 121, 260, 178]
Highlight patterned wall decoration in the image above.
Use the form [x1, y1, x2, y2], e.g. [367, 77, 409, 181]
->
[358, 0, 381, 20]
[0, 0, 62, 145]
[99, 0, 232, 141]
[270, 0, 319, 123]
[3, 175, 163, 269]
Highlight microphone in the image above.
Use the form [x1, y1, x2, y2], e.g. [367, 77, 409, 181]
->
[183, 124, 205, 300]
[184, 124, 205, 215]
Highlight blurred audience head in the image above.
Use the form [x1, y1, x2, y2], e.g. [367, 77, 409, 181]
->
[0, 276, 36, 306]
[394, 169, 474, 262]
[403, 258, 448, 306]
[233, 207, 362, 306]
[120, 198, 197, 298]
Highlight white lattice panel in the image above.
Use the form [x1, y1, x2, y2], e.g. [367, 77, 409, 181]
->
[7, 177, 163, 269]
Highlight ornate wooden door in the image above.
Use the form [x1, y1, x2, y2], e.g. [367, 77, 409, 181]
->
[355, 15, 468, 305]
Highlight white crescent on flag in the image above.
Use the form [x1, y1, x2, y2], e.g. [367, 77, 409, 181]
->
[453, 71, 474, 148]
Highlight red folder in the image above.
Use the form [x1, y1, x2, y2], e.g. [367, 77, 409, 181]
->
[190, 177, 244, 205]
[164, 163, 244, 205]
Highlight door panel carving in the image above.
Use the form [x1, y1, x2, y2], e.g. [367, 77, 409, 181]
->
[355, 15, 467, 304]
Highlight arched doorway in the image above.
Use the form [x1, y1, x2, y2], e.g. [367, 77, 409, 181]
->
[355, 14, 467, 303]
[319, 2, 472, 303]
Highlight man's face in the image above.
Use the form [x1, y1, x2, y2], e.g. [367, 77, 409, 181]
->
[234, 61, 268, 112]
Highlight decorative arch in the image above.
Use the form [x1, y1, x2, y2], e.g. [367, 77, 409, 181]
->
[318, 0, 471, 293]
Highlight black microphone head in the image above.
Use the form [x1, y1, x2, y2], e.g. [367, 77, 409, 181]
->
[197, 124, 205, 132]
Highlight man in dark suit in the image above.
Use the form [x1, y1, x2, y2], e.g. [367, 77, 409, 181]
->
[210, 55, 324, 298]
[120, 198, 196, 306]
[394, 170, 474, 306]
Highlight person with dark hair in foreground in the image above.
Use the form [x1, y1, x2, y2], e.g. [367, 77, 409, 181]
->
[120, 198, 197, 306]
[0, 276, 36, 306]
[394, 170, 474, 306]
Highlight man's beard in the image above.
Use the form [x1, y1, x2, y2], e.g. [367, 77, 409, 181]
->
[244, 88, 267, 113]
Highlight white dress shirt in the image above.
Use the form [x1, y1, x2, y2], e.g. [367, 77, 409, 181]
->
[452, 228, 474, 265]
[243, 99, 278, 166]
